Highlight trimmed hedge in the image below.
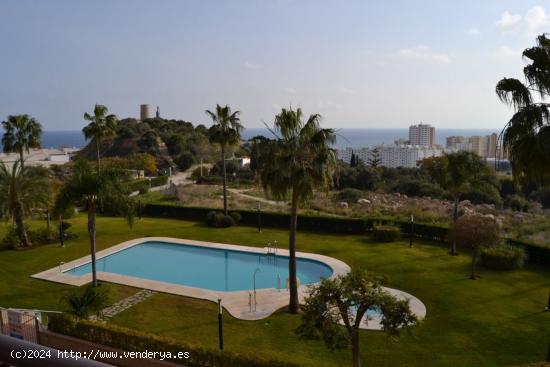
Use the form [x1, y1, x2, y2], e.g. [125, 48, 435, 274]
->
[142, 204, 550, 265]
[373, 225, 401, 242]
[480, 244, 527, 270]
[49, 314, 299, 367]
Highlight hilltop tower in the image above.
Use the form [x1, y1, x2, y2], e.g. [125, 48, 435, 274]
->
[140, 104, 151, 121]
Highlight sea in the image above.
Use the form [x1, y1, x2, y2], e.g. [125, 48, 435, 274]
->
[0, 128, 500, 150]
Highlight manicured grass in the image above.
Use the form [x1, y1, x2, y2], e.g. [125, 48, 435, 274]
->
[1, 215, 549, 366]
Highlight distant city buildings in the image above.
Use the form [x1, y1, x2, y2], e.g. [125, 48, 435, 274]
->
[446, 133, 501, 158]
[338, 145, 443, 168]
[337, 124, 506, 168]
[409, 123, 435, 147]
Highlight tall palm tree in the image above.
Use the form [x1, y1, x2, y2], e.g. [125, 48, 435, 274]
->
[496, 36, 550, 360]
[1, 115, 42, 167]
[206, 104, 243, 215]
[54, 159, 134, 287]
[83, 105, 118, 173]
[259, 107, 336, 313]
[496, 34, 550, 187]
[0, 160, 51, 247]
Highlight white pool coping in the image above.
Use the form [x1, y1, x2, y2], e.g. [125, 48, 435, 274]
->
[32, 237, 426, 328]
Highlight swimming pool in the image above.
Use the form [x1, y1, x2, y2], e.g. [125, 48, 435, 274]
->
[65, 241, 333, 292]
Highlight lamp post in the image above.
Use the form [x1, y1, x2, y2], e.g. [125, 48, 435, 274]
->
[217, 299, 223, 350]
[257, 202, 262, 232]
[410, 214, 414, 248]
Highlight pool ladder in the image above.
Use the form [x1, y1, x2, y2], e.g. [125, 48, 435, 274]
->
[266, 240, 278, 258]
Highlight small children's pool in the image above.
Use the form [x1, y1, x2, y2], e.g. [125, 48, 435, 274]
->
[65, 241, 333, 292]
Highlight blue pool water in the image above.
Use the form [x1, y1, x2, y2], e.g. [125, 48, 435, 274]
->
[66, 241, 333, 292]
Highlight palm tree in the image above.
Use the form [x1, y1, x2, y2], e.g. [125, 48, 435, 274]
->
[206, 104, 243, 215]
[83, 105, 118, 172]
[496, 34, 550, 187]
[259, 107, 336, 313]
[1, 115, 42, 167]
[0, 160, 51, 247]
[496, 36, 550, 358]
[54, 159, 134, 287]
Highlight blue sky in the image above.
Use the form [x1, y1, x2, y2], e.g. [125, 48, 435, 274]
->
[0, 0, 548, 130]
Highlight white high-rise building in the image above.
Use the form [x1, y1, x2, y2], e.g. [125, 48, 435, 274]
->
[338, 145, 443, 168]
[409, 124, 435, 147]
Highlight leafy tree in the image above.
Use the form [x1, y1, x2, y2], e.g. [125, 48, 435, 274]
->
[83, 104, 118, 172]
[0, 160, 51, 247]
[449, 214, 501, 279]
[496, 34, 550, 187]
[1, 114, 42, 167]
[367, 148, 381, 168]
[259, 107, 336, 313]
[420, 152, 484, 255]
[54, 159, 134, 287]
[297, 269, 417, 367]
[206, 104, 243, 215]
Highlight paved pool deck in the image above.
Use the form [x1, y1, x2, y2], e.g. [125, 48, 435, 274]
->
[32, 237, 426, 329]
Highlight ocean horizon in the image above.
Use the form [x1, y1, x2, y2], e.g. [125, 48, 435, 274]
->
[1, 128, 502, 150]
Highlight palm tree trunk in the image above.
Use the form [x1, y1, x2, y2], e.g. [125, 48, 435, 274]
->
[19, 147, 24, 168]
[96, 138, 101, 173]
[451, 197, 459, 256]
[88, 199, 98, 287]
[288, 189, 299, 313]
[351, 329, 361, 367]
[221, 145, 228, 215]
[14, 203, 31, 247]
[470, 249, 478, 280]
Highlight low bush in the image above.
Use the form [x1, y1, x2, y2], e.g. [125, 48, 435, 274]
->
[229, 212, 241, 224]
[0, 227, 21, 249]
[0, 226, 58, 249]
[205, 211, 234, 228]
[505, 194, 530, 212]
[49, 314, 299, 367]
[373, 225, 401, 242]
[63, 285, 110, 318]
[335, 188, 364, 203]
[480, 244, 527, 270]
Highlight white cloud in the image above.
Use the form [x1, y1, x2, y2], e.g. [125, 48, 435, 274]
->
[525, 6, 550, 37]
[496, 11, 522, 32]
[285, 87, 296, 94]
[243, 61, 261, 69]
[494, 45, 522, 59]
[468, 27, 481, 36]
[495, 6, 550, 36]
[317, 100, 343, 110]
[338, 87, 356, 95]
[397, 46, 451, 65]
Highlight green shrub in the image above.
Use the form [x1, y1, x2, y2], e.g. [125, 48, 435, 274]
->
[63, 285, 110, 318]
[205, 211, 234, 228]
[49, 314, 299, 367]
[480, 244, 527, 270]
[30, 226, 58, 245]
[0, 227, 21, 249]
[505, 194, 530, 212]
[373, 225, 401, 242]
[335, 188, 364, 203]
[229, 212, 241, 224]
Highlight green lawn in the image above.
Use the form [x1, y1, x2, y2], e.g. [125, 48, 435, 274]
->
[0, 215, 549, 366]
